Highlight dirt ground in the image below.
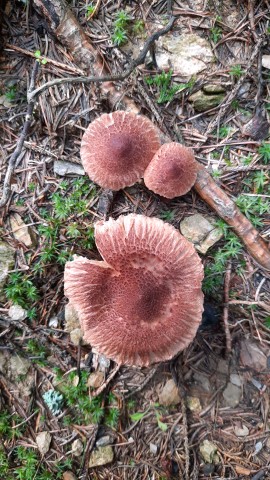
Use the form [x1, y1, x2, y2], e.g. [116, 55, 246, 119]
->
[1, 0, 270, 479]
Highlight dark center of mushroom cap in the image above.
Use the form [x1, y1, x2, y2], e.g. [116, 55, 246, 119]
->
[109, 134, 133, 164]
[164, 161, 183, 180]
[106, 269, 172, 325]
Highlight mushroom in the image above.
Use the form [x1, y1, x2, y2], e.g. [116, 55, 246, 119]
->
[144, 142, 198, 199]
[64, 214, 204, 366]
[80, 111, 161, 190]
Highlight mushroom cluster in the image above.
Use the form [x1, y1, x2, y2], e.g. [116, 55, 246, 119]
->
[80, 110, 198, 198]
[65, 214, 204, 366]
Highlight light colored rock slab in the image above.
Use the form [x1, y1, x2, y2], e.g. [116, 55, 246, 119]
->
[54, 160, 85, 177]
[180, 214, 223, 254]
[36, 431, 51, 455]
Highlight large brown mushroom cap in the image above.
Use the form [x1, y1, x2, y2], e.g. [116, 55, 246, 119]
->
[80, 111, 161, 190]
[144, 142, 198, 199]
[64, 214, 204, 366]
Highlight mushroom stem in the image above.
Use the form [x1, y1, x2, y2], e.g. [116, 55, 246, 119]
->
[194, 164, 270, 271]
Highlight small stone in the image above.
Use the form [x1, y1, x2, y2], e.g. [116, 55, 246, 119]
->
[189, 90, 225, 112]
[187, 396, 202, 413]
[8, 305, 27, 321]
[240, 338, 268, 372]
[156, 33, 214, 76]
[193, 372, 211, 392]
[262, 55, 270, 69]
[0, 95, 13, 108]
[70, 328, 85, 346]
[65, 303, 80, 332]
[0, 241, 15, 301]
[9, 355, 30, 377]
[63, 472, 77, 480]
[203, 84, 226, 94]
[216, 358, 229, 375]
[9, 213, 36, 247]
[223, 382, 241, 407]
[36, 431, 51, 455]
[98, 354, 110, 372]
[199, 440, 218, 463]
[89, 446, 114, 468]
[96, 435, 112, 447]
[54, 160, 85, 177]
[180, 214, 223, 254]
[230, 373, 243, 387]
[242, 114, 269, 141]
[158, 379, 181, 406]
[234, 424, 249, 437]
[87, 371, 104, 389]
[71, 439, 84, 457]
[150, 443, 158, 455]
[48, 316, 58, 328]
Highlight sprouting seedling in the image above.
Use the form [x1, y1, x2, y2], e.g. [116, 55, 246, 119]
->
[34, 50, 47, 65]
[130, 404, 168, 431]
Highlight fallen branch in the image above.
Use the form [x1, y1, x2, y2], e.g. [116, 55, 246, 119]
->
[0, 62, 39, 209]
[27, 16, 177, 102]
[194, 165, 270, 270]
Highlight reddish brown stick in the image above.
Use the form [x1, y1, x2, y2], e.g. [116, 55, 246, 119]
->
[194, 165, 270, 270]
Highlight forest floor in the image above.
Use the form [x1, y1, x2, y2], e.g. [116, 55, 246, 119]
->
[1, 0, 270, 479]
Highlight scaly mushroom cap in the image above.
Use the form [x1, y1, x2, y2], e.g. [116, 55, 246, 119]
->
[80, 111, 161, 190]
[64, 214, 204, 366]
[144, 142, 198, 199]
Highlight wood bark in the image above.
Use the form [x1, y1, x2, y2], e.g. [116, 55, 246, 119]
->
[32, 0, 139, 112]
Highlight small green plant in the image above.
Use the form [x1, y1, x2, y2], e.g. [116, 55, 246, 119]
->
[133, 19, 145, 35]
[264, 316, 270, 328]
[85, 3, 95, 17]
[34, 50, 47, 65]
[229, 64, 243, 79]
[26, 339, 48, 366]
[217, 126, 231, 138]
[130, 404, 168, 432]
[146, 70, 194, 104]
[5, 273, 39, 310]
[112, 10, 131, 46]
[5, 86, 16, 102]
[258, 142, 270, 164]
[210, 26, 222, 43]
[159, 209, 175, 222]
[253, 170, 268, 193]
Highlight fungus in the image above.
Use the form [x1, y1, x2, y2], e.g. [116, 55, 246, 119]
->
[64, 214, 204, 366]
[80, 111, 161, 190]
[144, 142, 198, 198]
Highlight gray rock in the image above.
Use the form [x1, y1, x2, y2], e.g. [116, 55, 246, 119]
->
[54, 160, 85, 177]
[156, 33, 214, 77]
[96, 435, 112, 447]
[223, 382, 241, 407]
[180, 214, 223, 254]
[158, 379, 180, 406]
[230, 373, 243, 387]
[8, 305, 27, 321]
[239, 338, 268, 372]
[89, 446, 114, 468]
[65, 303, 80, 332]
[36, 431, 51, 455]
[71, 439, 84, 456]
[9, 355, 31, 377]
[189, 90, 225, 112]
[199, 440, 218, 463]
[234, 424, 249, 437]
[203, 84, 226, 94]
[193, 372, 211, 392]
[262, 55, 270, 70]
[149, 443, 158, 455]
[0, 241, 15, 301]
[48, 316, 58, 328]
[9, 213, 36, 247]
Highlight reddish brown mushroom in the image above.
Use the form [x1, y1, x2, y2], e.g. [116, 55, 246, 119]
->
[144, 142, 198, 199]
[64, 214, 204, 366]
[80, 111, 161, 190]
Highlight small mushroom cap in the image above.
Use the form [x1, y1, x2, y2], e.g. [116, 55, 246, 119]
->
[144, 142, 198, 199]
[80, 111, 161, 190]
[64, 214, 204, 366]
